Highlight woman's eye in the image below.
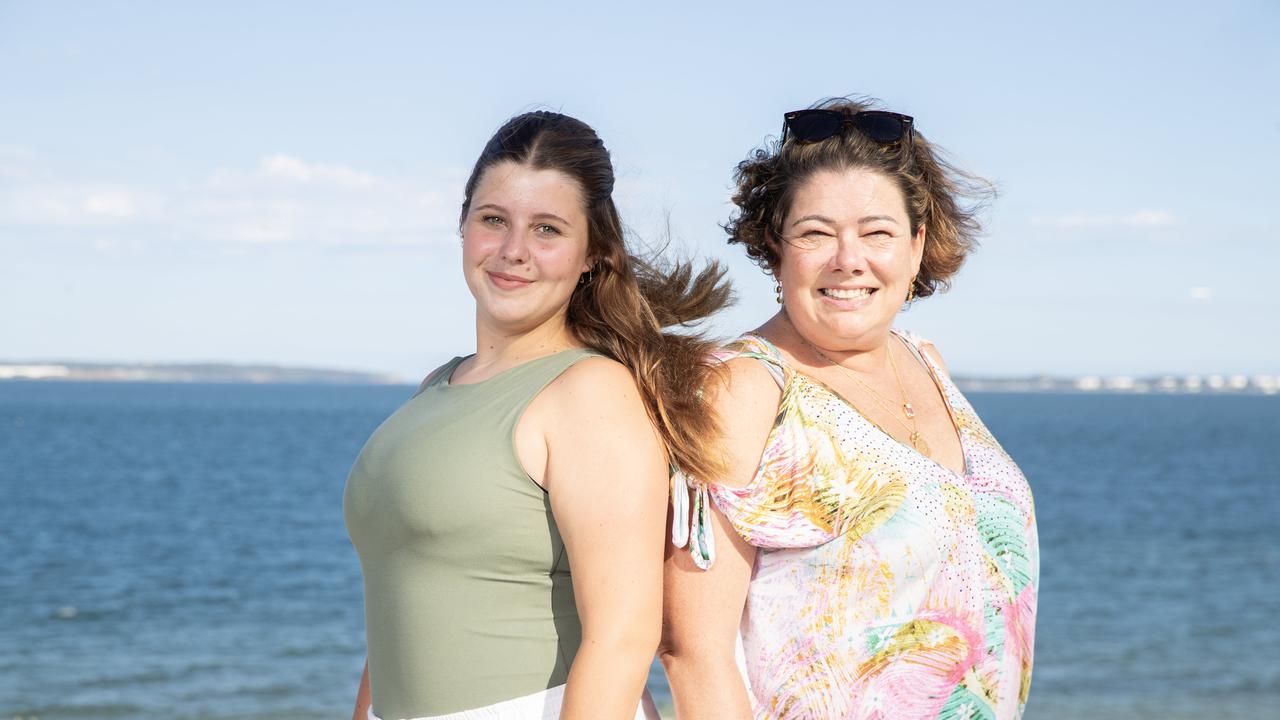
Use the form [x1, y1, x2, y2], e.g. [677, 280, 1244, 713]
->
[535, 224, 561, 236]
[482, 215, 505, 226]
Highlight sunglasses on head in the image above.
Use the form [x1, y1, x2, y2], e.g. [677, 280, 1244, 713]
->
[781, 109, 914, 146]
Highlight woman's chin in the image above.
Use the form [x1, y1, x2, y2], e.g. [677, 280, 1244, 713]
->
[795, 311, 893, 346]
[478, 303, 565, 334]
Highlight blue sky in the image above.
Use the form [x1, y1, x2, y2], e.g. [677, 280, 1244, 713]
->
[2, 1, 1277, 379]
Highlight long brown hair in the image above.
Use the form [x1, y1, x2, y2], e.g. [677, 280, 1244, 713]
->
[460, 111, 733, 481]
[725, 97, 993, 299]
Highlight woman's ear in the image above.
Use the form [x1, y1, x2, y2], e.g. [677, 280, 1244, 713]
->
[765, 228, 781, 250]
[765, 229, 786, 264]
[911, 225, 926, 270]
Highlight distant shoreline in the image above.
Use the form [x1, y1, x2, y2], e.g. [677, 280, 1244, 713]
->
[0, 362, 404, 385]
[1, 362, 1275, 395]
[953, 374, 1278, 396]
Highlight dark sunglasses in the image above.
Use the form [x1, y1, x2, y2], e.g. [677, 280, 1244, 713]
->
[781, 109, 914, 146]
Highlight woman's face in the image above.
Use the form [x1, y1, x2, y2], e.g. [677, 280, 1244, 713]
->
[462, 161, 592, 335]
[775, 167, 924, 351]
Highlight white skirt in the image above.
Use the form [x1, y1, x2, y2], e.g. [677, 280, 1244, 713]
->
[368, 684, 661, 720]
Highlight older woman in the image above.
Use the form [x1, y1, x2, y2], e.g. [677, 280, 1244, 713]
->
[661, 99, 1038, 719]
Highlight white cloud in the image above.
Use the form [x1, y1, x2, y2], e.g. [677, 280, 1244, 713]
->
[208, 154, 384, 192]
[191, 157, 456, 245]
[1189, 286, 1213, 301]
[1, 151, 461, 247]
[1, 184, 163, 226]
[84, 191, 141, 219]
[231, 217, 296, 244]
[258, 154, 378, 188]
[1032, 209, 1177, 230]
[1125, 210, 1177, 228]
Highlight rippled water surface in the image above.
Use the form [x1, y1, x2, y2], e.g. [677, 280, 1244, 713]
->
[2, 382, 1277, 718]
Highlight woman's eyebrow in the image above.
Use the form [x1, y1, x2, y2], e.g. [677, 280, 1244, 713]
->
[789, 213, 902, 227]
[789, 214, 836, 228]
[858, 215, 900, 225]
[532, 212, 573, 228]
[472, 204, 572, 228]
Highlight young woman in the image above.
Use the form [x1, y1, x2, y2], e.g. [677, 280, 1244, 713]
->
[662, 98, 1038, 719]
[345, 111, 731, 720]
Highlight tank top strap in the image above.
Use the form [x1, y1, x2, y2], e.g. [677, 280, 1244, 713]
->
[715, 333, 789, 389]
[503, 348, 603, 409]
[414, 356, 467, 397]
[419, 348, 604, 498]
[891, 328, 950, 383]
[411, 349, 604, 442]
[891, 327, 928, 356]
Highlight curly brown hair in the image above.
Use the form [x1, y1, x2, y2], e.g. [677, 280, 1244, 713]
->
[725, 97, 994, 300]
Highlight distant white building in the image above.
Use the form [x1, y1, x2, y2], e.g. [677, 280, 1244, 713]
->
[1075, 376, 1102, 391]
[1104, 376, 1136, 390]
[0, 365, 71, 379]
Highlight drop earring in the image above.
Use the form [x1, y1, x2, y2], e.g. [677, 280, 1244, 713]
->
[774, 281, 784, 304]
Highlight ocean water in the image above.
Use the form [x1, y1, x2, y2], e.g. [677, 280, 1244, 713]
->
[1, 382, 1277, 719]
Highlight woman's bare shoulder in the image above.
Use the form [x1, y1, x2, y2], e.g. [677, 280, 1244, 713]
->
[703, 356, 782, 488]
[539, 355, 652, 437]
[550, 354, 637, 398]
[917, 339, 951, 377]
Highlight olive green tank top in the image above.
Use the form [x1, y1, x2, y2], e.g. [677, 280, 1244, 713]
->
[343, 348, 599, 719]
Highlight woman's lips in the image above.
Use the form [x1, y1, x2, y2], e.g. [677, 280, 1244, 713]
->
[818, 286, 876, 309]
[487, 271, 533, 290]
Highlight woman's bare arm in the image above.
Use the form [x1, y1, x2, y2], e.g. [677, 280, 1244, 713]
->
[661, 503, 757, 719]
[540, 358, 670, 719]
[659, 357, 780, 718]
[351, 659, 371, 720]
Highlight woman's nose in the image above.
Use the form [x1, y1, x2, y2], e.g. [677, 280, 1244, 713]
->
[498, 227, 531, 263]
[829, 233, 866, 273]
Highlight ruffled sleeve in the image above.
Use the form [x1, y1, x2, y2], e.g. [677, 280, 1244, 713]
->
[674, 333, 913, 566]
[672, 335, 799, 568]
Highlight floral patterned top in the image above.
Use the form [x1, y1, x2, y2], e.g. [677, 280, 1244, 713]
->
[674, 331, 1038, 720]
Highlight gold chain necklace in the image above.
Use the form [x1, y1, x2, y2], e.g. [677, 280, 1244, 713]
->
[804, 337, 931, 457]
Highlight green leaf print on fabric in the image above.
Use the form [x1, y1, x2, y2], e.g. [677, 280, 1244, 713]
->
[983, 597, 1006, 660]
[939, 683, 996, 720]
[975, 494, 1033, 594]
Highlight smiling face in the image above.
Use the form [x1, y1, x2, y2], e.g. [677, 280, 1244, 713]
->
[461, 161, 592, 337]
[775, 167, 924, 352]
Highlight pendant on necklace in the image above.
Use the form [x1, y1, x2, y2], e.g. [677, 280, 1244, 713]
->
[903, 403, 915, 419]
[910, 431, 931, 457]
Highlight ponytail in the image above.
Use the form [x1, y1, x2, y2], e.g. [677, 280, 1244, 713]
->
[568, 236, 733, 481]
